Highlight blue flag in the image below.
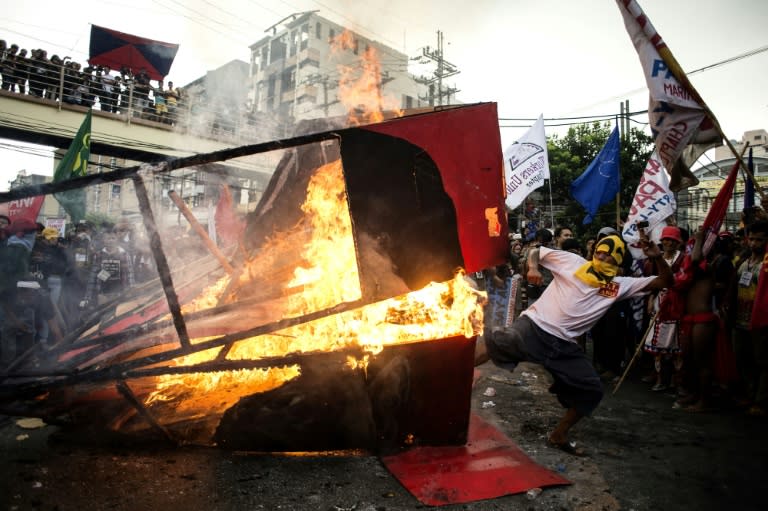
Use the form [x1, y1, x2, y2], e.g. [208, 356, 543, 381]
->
[745, 148, 755, 210]
[571, 127, 620, 224]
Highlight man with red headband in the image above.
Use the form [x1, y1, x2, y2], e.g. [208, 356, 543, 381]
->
[476, 232, 672, 455]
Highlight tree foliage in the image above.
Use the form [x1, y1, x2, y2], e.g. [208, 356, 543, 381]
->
[544, 121, 653, 237]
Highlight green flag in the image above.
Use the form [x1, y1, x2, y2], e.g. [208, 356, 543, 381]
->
[53, 109, 92, 223]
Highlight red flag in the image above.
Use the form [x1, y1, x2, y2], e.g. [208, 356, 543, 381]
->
[214, 185, 244, 247]
[89, 25, 179, 81]
[700, 158, 739, 255]
[752, 253, 768, 329]
[674, 158, 739, 292]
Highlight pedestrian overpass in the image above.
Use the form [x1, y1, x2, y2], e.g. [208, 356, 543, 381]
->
[0, 89, 277, 186]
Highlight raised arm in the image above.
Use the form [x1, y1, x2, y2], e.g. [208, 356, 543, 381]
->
[639, 228, 673, 291]
[526, 247, 542, 286]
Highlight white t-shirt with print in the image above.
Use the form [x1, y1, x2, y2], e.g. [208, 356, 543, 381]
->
[522, 247, 656, 341]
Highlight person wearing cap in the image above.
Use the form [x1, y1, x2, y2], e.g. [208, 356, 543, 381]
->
[476, 231, 672, 455]
[642, 225, 686, 392]
[30, 227, 69, 337]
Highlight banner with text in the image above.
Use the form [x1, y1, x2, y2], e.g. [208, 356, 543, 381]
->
[616, 0, 720, 191]
[503, 115, 550, 210]
[622, 150, 676, 260]
[0, 196, 45, 224]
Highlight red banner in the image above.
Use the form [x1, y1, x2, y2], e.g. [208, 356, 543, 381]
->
[0, 196, 45, 223]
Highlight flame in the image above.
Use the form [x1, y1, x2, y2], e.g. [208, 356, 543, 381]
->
[331, 30, 403, 124]
[142, 157, 484, 427]
[330, 29, 356, 53]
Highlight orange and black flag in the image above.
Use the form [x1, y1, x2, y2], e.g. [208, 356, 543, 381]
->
[53, 108, 92, 223]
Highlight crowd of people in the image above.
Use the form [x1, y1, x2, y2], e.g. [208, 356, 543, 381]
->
[0, 216, 206, 369]
[0, 39, 183, 124]
[475, 199, 768, 455]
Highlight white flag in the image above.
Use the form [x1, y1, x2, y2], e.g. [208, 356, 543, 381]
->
[503, 114, 550, 210]
[616, 0, 720, 191]
[621, 150, 676, 260]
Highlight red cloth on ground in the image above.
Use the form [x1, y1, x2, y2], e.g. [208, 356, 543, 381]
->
[381, 413, 570, 506]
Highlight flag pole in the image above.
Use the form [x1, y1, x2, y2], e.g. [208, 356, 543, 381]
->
[616, 114, 622, 229]
[548, 178, 555, 229]
[654, 45, 766, 202]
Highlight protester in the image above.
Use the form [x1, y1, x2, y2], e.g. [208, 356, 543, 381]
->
[476, 232, 672, 455]
[642, 225, 686, 391]
[561, 238, 583, 256]
[554, 226, 574, 249]
[29, 227, 69, 343]
[0, 218, 39, 366]
[728, 219, 768, 416]
[522, 228, 554, 307]
[81, 227, 136, 311]
[590, 226, 633, 383]
[672, 227, 733, 412]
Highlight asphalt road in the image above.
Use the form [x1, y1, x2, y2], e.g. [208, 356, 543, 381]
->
[1, 361, 766, 511]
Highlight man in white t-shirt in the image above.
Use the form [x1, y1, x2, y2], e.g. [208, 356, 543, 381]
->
[477, 234, 672, 455]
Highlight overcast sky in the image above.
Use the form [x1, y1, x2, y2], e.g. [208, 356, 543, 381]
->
[2, 0, 766, 190]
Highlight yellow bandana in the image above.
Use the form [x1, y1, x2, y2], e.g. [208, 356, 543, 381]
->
[574, 235, 625, 288]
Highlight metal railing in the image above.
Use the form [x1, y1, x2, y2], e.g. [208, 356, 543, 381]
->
[0, 52, 287, 145]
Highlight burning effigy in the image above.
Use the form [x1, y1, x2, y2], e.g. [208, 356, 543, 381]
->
[0, 31, 507, 451]
[0, 103, 507, 452]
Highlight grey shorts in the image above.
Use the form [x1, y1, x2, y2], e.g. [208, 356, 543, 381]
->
[485, 315, 604, 416]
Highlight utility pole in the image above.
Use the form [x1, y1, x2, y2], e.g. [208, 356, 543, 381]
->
[412, 30, 460, 106]
[304, 73, 339, 117]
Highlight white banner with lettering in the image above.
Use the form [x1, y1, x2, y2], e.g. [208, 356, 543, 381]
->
[622, 150, 677, 260]
[503, 114, 550, 210]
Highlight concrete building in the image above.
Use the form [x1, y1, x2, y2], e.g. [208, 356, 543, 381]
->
[247, 11, 431, 126]
[677, 129, 768, 231]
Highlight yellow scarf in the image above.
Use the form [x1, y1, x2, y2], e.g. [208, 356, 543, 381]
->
[574, 235, 625, 288]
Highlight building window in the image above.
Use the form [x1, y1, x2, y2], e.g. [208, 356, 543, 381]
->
[270, 36, 286, 62]
[404, 95, 414, 109]
[111, 184, 121, 198]
[281, 67, 296, 92]
[316, 22, 322, 39]
[353, 38, 359, 55]
[329, 28, 335, 42]
[300, 24, 309, 51]
[290, 30, 298, 57]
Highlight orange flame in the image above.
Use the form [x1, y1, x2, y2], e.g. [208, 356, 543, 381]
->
[142, 158, 483, 429]
[330, 29, 356, 53]
[330, 30, 403, 124]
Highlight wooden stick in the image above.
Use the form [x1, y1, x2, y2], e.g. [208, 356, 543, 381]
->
[167, 190, 234, 274]
[655, 46, 766, 201]
[612, 311, 659, 395]
[1, 298, 365, 395]
[133, 173, 191, 350]
[115, 380, 177, 444]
